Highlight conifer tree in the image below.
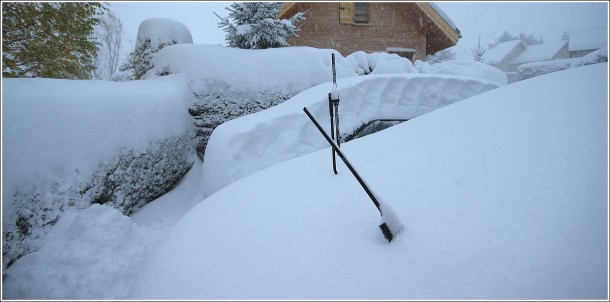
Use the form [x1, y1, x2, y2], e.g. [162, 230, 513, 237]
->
[472, 35, 486, 63]
[2, 2, 104, 79]
[216, 2, 305, 49]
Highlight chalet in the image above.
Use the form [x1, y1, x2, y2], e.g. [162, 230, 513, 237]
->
[278, 2, 461, 61]
[486, 40, 526, 72]
[486, 39, 569, 83]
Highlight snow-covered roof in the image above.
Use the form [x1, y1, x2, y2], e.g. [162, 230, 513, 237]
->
[511, 40, 568, 65]
[486, 40, 523, 65]
[416, 2, 460, 42]
[568, 26, 608, 52]
[428, 2, 459, 34]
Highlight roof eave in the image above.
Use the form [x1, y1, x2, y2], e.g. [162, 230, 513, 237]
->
[415, 2, 461, 44]
[278, 3, 297, 19]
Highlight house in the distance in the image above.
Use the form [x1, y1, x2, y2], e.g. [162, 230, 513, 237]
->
[486, 40, 569, 83]
[568, 26, 607, 58]
[486, 25, 607, 83]
[485, 40, 526, 72]
[278, 2, 461, 61]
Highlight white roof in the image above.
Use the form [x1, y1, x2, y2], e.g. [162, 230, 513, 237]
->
[511, 40, 567, 65]
[569, 26, 608, 51]
[486, 40, 523, 65]
[429, 3, 459, 33]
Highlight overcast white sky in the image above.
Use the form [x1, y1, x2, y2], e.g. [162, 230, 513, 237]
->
[109, 1, 608, 61]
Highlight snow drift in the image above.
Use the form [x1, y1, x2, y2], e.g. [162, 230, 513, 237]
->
[201, 73, 500, 196]
[131, 63, 608, 300]
[433, 60, 508, 85]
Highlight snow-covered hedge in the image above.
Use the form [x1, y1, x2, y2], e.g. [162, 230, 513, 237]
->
[517, 58, 576, 81]
[149, 45, 507, 159]
[2, 75, 194, 270]
[346, 51, 416, 75]
[518, 47, 608, 81]
[148, 45, 359, 158]
[126, 18, 194, 80]
[201, 73, 500, 196]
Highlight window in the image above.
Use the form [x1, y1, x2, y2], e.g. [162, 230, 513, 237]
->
[353, 3, 368, 24]
[344, 119, 408, 142]
[339, 2, 368, 25]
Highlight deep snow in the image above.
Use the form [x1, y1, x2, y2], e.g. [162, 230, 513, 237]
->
[1, 56, 607, 299]
[1, 74, 196, 273]
[2, 159, 205, 299]
[127, 63, 607, 299]
[2, 75, 192, 202]
[201, 73, 500, 197]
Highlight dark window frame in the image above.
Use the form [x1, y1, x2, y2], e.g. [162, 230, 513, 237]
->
[353, 2, 368, 24]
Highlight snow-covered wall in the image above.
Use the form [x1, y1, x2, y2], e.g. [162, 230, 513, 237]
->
[201, 74, 500, 196]
[2, 75, 195, 270]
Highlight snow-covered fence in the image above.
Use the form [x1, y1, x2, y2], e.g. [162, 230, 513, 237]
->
[2, 76, 194, 270]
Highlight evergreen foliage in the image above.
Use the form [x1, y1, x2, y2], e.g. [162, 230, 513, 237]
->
[120, 39, 177, 80]
[217, 2, 305, 49]
[2, 2, 104, 79]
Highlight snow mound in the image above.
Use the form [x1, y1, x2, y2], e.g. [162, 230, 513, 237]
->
[3, 204, 163, 299]
[147, 44, 358, 95]
[201, 74, 499, 196]
[131, 63, 608, 299]
[346, 51, 415, 75]
[432, 60, 508, 85]
[136, 17, 193, 50]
